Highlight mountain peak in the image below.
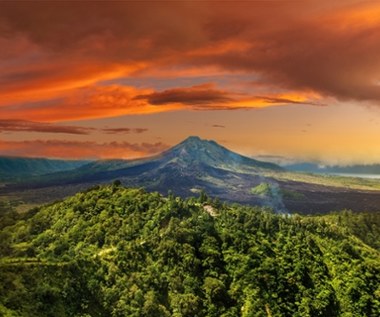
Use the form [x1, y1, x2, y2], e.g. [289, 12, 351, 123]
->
[174, 136, 218, 153]
[184, 136, 202, 142]
[161, 136, 282, 171]
[180, 136, 207, 145]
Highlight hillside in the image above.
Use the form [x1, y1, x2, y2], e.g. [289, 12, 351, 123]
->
[0, 185, 379, 316]
[0, 157, 89, 182]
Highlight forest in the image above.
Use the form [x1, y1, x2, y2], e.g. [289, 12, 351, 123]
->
[0, 184, 379, 317]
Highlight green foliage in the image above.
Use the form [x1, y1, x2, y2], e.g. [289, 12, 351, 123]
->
[0, 185, 379, 316]
[312, 210, 380, 251]
[250, 183, 273, 196]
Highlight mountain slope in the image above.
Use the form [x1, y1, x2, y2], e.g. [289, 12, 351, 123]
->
[1, 186, 379, 316]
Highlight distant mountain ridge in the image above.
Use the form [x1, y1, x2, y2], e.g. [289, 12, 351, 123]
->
[286, 162, 380, 175]
[0, 156, 89, 181]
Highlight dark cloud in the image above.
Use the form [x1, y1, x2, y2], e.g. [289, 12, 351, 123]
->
[212, 124, 225, 128]
[0, 2, 203, 58]
[134, 84, 234, 106]
[102, 128, 148, 134]
[0, 119, 149, 136]
[0, 119, 94, 135]
[1, 0, 380, 123]
[0, 139, 168, 159]
[0, 69, 54, 87]
[187, 2, 380, 103]
[254, 96, 322, 106]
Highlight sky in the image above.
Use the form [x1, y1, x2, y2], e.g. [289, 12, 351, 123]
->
[1, 1, 380, 165]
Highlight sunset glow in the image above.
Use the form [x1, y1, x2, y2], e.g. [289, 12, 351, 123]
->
[1, 1, 380, 164]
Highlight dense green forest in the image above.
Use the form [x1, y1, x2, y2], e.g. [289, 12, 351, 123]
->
[0, 184, 379, 316]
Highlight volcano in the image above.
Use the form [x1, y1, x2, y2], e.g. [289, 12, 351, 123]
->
[158, 136, 281, 171]
[6, 136, 281, 205]
[3, 136, 380, 214]
[63, 136, 281, 196]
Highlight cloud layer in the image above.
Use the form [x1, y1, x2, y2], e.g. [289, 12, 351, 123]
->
[1, 1, 379, 123]
[0, 120, 93, 135]
[135, 84, 234, 106]
[0, 119, 148, 136]
[1, 1, 380, 161]
[0, 139, 167, 159]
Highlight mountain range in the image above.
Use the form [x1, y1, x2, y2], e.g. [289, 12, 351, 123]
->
[2, 136, 380, 214]
[285, 162, 380, 175]
[0, 157, 88, 181]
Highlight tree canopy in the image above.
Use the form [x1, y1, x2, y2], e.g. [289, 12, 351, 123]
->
[0, 185, 379, 316]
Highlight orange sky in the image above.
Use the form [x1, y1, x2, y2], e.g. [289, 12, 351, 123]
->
[1, 1, 380, 164]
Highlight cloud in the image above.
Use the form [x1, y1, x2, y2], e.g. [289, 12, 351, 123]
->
[0, 119, 94, 134]
[1, 0, 380, 124]
[134, 84, 234, 106]
[187, 2, 380, 103]
[0, 2, 203, 57]
[134, 84, 320, 111]
[252, 96, 323, 107]
[0, 119, 150, 137]
[0, 139, 169, 159]
[0, 83, 318, 122]
[212, 124, 225, 128]
[0, 85, 181, 122]
[102, 128, 148, 134]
